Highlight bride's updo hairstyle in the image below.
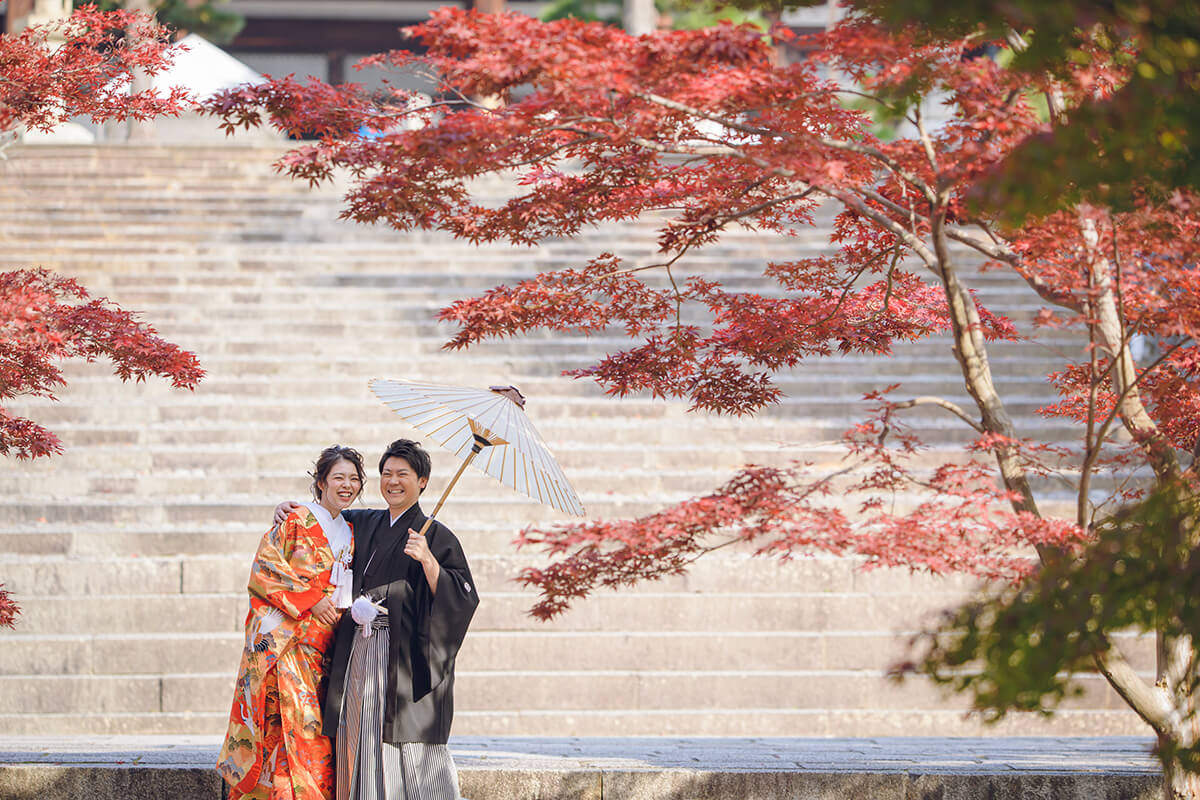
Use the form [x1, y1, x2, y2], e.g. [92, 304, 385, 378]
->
[309, 445, 366, 502]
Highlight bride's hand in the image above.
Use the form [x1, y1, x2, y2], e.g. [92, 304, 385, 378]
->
[311, 597, 340, 626]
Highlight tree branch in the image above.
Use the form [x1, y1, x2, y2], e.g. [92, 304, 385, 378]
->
[1093, 646, 1177, 737]
[1079, 213, 1180, 483]
[626, 89, 775, 138]
[890, 395, 983, 432]
[911, 104, 939, 176]
[943, 227, 1083, 312]
[823, 188, 942, 275]
[1079, 337, 1193, 505]
[813, 136, 938, 204]
[931, 198, 1042, 520]
[856, 185, 928, 230]
[1005, 27, 1067, 125]
[623, 88, 938, 204]
[628, 135, 747, 158]
[797, 245, 895, 332]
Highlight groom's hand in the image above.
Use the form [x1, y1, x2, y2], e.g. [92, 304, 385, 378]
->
[404, 528, 434, 567]
[273, 501, 305, 526]
[405, 528, 441, 594]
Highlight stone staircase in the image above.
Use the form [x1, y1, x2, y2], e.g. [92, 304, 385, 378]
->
[0, 145, 1149, 737]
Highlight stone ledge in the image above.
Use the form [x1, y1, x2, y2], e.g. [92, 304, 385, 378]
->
[0, 736, 1163, 800]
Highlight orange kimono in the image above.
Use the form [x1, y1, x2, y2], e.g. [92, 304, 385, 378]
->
[217, 508, 353, 800]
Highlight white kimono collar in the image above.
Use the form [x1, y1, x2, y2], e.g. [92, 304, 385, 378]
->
[302, 501, 351, 555]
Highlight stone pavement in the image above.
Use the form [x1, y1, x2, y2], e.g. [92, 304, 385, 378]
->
[0, 735, 1164, 799]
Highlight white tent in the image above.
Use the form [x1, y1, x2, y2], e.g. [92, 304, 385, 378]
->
[23, 33, 270, 144]
[152, 33, 266, 100]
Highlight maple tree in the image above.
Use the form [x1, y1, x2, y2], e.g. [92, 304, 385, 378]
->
[0, 582, 18, 629]
[206, 6, 1200, 794]
[0, 269, 203, 459]
[77, 0, 245, 45]
[0, 6, 189, 135]
[906, 477, 1200, 772]
[854, 0, 1200, 218]
[0, 8, 205, 624]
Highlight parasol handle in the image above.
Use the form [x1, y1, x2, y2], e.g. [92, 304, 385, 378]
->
[417, 434, 490, 536]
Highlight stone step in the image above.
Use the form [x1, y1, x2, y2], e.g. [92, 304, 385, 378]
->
[10, 410, 1086, 450]
[14, 415, 1083, 449]
[7, 381, 1080, 419]
[11, 590, 971, 635]
[0, 281, 1060, 315]
[31, 346, 1081, 378]
[0, 474, 1110, 519]
[13, 395, 1066, 428]
[73, 259, 1043, 283]
[0, 668, 1141, 718]
[0, 244, 1055, 280]
[1, 628, 1156, 677]
[3, 631, 901, 676]
[10, 419, 1078, 459]
[0, 448, 805, 486]
[0, 466, 767, 497]
[15, 366, 1067, 395]
[0, 631, 912, 676]
[9, 383, 1071, 421]
[0, 553, 987, 600]
[162, 311, 1062, 340]
[16, 450, 1083, 493]
[4, 436, 859, 470]
[452, 708, 1152, 737]
[0, 230, 790, 253]
[6, 260, 1045, 303]
[5, 258, 1068, 295]
[0, 235, 775, 258]
[8, 273, 1065, 310]
[2, 490, 1080, 533]
[0, 491, 1085, 558]
[0, 708, 1152, 738]
[1, 497, 662, 529]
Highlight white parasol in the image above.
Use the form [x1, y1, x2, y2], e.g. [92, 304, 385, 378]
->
[368, 378, 585, 533]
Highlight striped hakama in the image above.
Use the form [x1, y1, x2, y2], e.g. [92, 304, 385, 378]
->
[336, 613, 462, 800]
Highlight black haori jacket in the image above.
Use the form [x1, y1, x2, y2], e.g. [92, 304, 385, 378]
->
[321, 504, 478, 744]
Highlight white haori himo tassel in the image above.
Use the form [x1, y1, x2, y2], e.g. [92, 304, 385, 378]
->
[351, 595, 385, 637]
[330, 561, 352, 609]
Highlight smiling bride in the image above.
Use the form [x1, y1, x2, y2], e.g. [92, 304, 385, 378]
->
[217, 445, 365, 800]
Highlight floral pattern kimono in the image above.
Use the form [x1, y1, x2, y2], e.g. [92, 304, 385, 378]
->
[217, 506, 353, 800]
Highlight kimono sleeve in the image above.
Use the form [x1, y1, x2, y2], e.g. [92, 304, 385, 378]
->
[423, 525, 479, 692]
[247, 513, 326, 618]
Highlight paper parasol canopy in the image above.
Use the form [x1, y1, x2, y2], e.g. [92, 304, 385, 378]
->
[368, 378, 585, 527]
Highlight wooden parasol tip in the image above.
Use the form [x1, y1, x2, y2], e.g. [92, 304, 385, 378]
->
[489, 385, 526, 408]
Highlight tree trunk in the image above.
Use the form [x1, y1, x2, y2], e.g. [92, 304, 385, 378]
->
[5, 0, 35, 34]
[472, 0, 506, 14]
[928, 207, 1041, 518]
[1079, 213, 1200, 799]
[1162, 743, 1200, 800]
[624, 0, 656, 36]
[124, 0, 157, 142]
